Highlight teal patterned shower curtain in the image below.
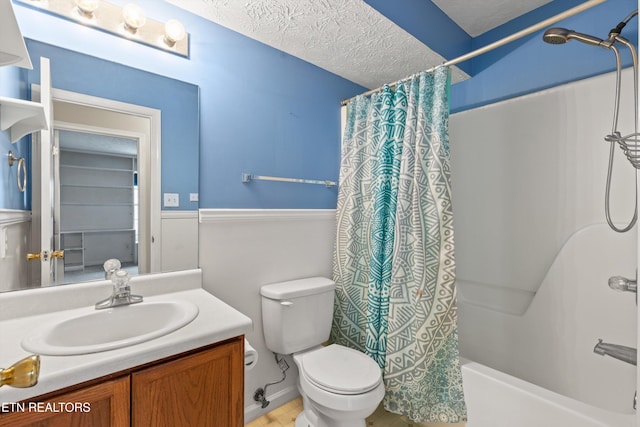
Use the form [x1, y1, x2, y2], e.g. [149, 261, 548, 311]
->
[331, 67, 466, 423]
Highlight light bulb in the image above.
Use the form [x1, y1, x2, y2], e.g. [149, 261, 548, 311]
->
[122, 3, 146, 34]
[164, 19, 186, 47]
[75, 0, 100, 18]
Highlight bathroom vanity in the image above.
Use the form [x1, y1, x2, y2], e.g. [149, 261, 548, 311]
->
[0, 269, 252, 427]
[0, 339, 243, 426]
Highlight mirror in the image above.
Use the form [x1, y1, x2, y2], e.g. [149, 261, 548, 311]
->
[0, 39, 200, 292]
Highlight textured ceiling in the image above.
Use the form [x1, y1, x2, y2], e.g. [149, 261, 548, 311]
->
[168, 0, 470, 89]
[432, 0, 552, 37]
[167, 0, 554, 89]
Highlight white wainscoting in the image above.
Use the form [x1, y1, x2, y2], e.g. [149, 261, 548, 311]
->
[0, 209, 31, 292]
[198, 209, 336, 423]
[160, 210, 199, 273]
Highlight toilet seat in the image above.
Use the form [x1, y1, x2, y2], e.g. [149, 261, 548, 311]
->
[299, 344, 382, 395]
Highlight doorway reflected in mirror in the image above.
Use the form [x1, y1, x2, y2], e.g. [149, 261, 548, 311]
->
[56, 129, 140, 285]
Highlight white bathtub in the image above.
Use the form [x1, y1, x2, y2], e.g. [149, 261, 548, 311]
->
[462, 361, 635, 427]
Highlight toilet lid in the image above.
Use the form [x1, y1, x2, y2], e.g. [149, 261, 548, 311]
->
[301, 345, 382, 395]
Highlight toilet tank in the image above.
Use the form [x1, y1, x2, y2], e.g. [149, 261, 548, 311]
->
[261, 277, 336, 354]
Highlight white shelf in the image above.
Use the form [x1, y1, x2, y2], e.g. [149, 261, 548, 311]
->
[0, 0, 32, 69]
[60, 184, 133, 189]
[61, 229, 135, 234]
[61, 202, 134, 207]
[60, 164, 134, 173]
[0, 96, 47, 143]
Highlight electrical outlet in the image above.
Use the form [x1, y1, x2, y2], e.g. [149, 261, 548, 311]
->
[163, 193, 180, 207]
[189, 193, 199, 202]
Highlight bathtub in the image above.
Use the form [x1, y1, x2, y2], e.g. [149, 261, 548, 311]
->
[461, 361, 635, 427]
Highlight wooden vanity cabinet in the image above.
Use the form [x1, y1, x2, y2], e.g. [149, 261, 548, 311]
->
[131, 337, 244, 427]
[0, 337, 244, 427]
[0, 376, 130, 427]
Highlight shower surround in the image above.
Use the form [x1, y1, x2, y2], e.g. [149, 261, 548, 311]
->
[450, 68, 637, 418]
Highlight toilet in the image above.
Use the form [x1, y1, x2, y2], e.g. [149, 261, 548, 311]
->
[261, 277, 384, 427]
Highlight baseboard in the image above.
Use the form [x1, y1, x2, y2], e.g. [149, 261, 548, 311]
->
[244, 385, 300, 424]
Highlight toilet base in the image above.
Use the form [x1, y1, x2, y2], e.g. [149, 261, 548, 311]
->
[294, 410, 312, 427]
[292, 346, 384, 427]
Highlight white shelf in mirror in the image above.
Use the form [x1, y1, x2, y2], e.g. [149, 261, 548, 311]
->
[0, 0, 33, 69]
[0, 96, 47, 143]
[0, 0, 48, 143]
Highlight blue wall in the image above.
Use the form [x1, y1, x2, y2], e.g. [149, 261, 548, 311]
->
[363, 0, 472, 75]
[13, 0, 365, 209]
[0, 65, 30, 210]
[8, 0, 636, 209]
[363, 0, 638, 113]
[24, 40, 200, 211]
[450, 0, 638, 112]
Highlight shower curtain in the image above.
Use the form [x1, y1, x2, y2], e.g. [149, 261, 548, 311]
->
[331, 67, 466, 423]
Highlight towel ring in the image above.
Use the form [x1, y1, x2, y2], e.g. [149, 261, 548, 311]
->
[8, 151, 27, 193]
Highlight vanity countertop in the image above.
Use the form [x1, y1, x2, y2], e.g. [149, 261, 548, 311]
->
[0, 269, 252, 403]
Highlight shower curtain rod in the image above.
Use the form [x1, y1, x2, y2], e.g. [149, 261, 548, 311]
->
[341, 0, 606, 106]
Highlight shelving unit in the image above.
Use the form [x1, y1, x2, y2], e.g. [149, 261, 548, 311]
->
[0, 96, 47, 142]
[60, 232, 83, 271]
[0, 0, 46, 147]
[59, 149, 136, 272]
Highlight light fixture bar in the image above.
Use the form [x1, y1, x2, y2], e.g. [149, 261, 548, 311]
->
[16, 0, 189, 58]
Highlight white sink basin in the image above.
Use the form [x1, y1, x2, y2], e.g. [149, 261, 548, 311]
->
[21, 301, 199, 356]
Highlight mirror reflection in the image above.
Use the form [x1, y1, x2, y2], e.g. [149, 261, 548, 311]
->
[0, 38, 200, 292]
[57, 129, 139, 284]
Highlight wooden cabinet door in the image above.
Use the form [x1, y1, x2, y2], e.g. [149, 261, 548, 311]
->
[0, 376, 129, 427]
[131, 339, 244, 427]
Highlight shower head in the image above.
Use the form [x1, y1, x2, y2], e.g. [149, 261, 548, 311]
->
[543, 27, 608, 48]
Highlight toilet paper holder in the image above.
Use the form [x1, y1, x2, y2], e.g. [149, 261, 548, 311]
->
[245, 339, 258, 370]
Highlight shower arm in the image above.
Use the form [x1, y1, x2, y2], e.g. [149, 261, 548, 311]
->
[607, 10, 639, 42]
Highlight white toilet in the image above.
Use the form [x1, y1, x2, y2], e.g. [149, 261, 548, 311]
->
[261, 277, 385, 427]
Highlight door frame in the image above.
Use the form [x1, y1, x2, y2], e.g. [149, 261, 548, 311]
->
[32, 85, 162, 278]
[53, 122, 147, 282]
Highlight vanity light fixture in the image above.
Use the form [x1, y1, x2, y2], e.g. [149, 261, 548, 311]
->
[15, 0, 189, 58]
[74, 0, 100, 19]
[164, 19, 186, 47]
[122, 3, 146, 34]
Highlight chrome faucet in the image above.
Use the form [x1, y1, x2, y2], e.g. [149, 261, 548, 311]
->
[95, 260, 143, 309]
[594, 339, 637, 366]
[608, 275, 637, 293]
[608, 274, 637, 305]
[103, 258, 122, 280]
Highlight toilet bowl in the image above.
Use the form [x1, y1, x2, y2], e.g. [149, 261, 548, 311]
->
[260, 277, 385, 427]
[293, 345, 384, 427]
